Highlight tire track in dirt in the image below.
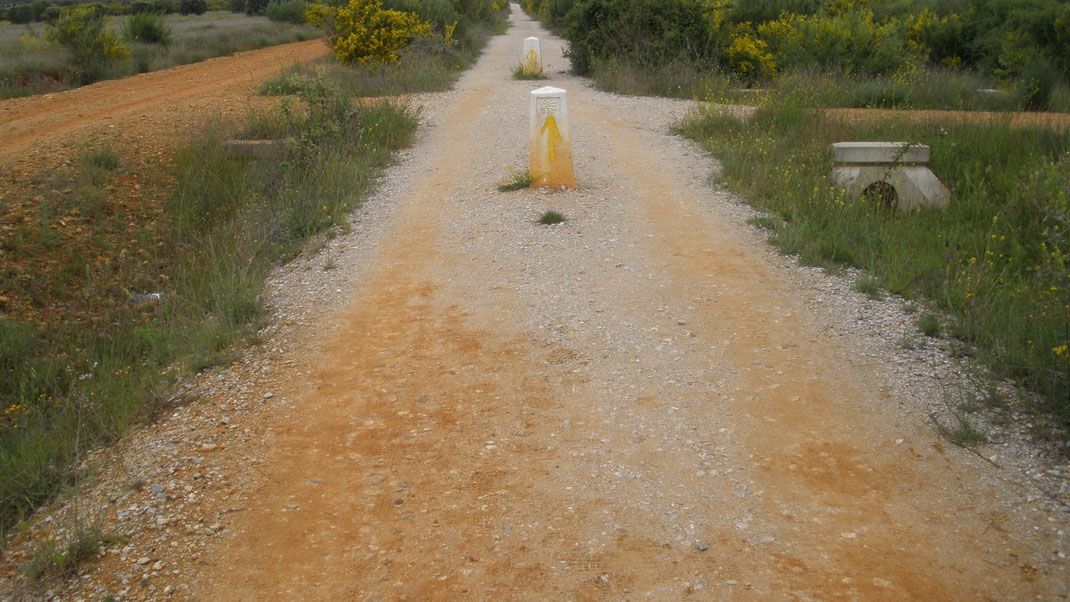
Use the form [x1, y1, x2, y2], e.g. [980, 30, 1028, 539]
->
[181, 6, 1068, 600]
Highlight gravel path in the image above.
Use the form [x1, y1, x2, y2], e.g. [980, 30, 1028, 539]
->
[2, 6, 1068, 600]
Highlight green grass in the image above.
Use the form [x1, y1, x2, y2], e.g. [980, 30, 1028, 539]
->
[746, 215, 779, 231]
[0, 67, 419, 537]
[537, 210, 566, 225]
[123, 12, 171, 45]
[497, 168, 533, 192]
[678, 96, 1070, 427]
[854, 275, 883, 301]
[82, 147, 119, 171]
[934, 413, 988, 447]
[580, 54, 1070, 113]
[0, 12, 321, 96]
[917, 314, 941, 337]
[22, 515, 121, 581]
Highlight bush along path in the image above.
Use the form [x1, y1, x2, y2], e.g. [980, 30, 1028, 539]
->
[3, 5, 1070, 600]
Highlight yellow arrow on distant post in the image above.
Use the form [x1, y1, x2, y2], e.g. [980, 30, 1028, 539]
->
[540, 115, 562, 160]
[526, 49, 538, 71]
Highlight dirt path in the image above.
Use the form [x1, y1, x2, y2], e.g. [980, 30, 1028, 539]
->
[0, 39, 328, 175]
[2, 7, 1068, 600]
[178, 9, 1067, 600]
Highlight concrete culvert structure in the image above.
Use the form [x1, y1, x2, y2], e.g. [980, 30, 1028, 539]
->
[831, 142, 950, 213]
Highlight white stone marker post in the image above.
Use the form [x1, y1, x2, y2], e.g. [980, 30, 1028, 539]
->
[522, 36, 543, 76]
[529, 86, 575, 188]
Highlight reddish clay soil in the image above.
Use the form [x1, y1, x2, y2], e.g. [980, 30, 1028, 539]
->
[0, 39, 328, 172]
[0, 39, 328, 327]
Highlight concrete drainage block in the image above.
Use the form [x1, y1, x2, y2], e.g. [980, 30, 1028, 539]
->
[831, 142, 950, 212]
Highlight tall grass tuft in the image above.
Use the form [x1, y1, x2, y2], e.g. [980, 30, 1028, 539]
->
[123, 12, 171, 44]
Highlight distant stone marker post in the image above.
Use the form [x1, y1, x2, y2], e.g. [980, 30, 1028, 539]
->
[522, 36, 542, 76]
[529, 86, 575, 188]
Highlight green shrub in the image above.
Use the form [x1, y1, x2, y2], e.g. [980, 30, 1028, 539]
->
[757, 10, 919, 76]
[128, 1, 156, 14]
[44, 6, 130, 84]
[179, 0, 207, 15]
[382, 0, 460, 35]
[42, 5, 62, 22]
[243, 0, 270, 15]
[123, 12, 171, 44]
[563, 0, 718, 76]
[265, 0, 307, 23]
[9, 4, 38, 24]
[1019, 60, 1056, 111]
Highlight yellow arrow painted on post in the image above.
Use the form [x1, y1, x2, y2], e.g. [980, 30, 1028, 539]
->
[526, 48, 538, 70]
[540, 115, 562, 161]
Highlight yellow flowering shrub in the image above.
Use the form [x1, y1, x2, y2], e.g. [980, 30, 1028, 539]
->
[755, 10, 916, 76]
[726, 32, 777, 81]
[321, 0, 431, 64]
[304, 2, 329, 27]
[44, 6, 129, 83]
[905, 9, 966, 68]
[17, 34, 52, 52]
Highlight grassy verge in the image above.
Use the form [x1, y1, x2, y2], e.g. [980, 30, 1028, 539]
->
[576, 55, 1070, 113]
[0, 11, 321, 98]
[0, 66, 420, 538]
[260, 19, 504, 98]
[677, 99, 1070, 428]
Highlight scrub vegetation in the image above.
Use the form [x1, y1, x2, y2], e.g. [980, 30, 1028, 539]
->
[0, 0, 507, 539]
[523, 0, 1070, 111]
[0, 9, 320, 98]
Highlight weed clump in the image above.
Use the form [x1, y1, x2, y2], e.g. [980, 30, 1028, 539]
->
[934, 413, 988, 447]
[538, 210, 566, 225]
[82, 147, 120, 170]
[512, 63, 546, 80]
[123, 12, 171, 45]
[22, 517, 120, 581]
[853, 276, 883, 301]
[917, 314, 941, 337]
[498, 168, 533, 192]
